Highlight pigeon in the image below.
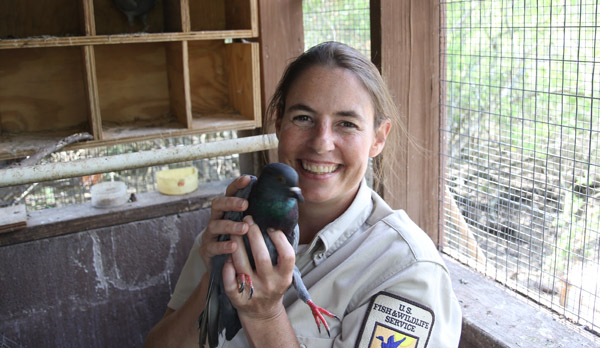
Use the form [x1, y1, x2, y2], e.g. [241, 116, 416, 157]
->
[198, 163, 340, 348]
[113, 0, 157, 31]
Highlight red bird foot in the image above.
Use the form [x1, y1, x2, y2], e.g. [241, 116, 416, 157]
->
[237, 273, 254, 299]
[307, 300, 341, 337]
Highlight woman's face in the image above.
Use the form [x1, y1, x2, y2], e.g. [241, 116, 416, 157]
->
[276, 65, 390, 207]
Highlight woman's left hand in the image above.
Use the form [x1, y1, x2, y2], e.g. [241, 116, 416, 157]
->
[222, 215, 296, 322]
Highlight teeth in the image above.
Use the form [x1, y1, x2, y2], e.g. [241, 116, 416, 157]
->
[302, 161, 338, 174]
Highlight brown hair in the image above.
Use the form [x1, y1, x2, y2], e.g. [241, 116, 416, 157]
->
[266, 41, 405, 192]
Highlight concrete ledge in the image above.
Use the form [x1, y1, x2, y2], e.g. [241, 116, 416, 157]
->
[444, 255, 598, 347]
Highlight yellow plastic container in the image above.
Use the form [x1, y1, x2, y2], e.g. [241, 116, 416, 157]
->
[156, 167, 198, 195]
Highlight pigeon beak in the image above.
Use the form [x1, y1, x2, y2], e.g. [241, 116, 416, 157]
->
[290, 186, 304, 203]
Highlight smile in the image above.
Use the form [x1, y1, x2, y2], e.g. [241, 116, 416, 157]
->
[301, 160, 340, 174]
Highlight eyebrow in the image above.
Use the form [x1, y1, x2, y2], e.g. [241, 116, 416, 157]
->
[286, 103, 364, 119]
[286, 103, 316, 114]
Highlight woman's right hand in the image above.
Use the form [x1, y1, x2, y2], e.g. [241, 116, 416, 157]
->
[198, 175, 252, 269]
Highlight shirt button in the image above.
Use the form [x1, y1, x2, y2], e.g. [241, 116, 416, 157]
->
[300, 345, 307, 348]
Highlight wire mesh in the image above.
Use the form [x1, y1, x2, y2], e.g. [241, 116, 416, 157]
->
[303, 0, 371, 58]
[0, 132, 240, 211]
[440, 0, 600, 337]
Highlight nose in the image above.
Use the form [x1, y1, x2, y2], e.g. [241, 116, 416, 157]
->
[309, 121, 335, 154]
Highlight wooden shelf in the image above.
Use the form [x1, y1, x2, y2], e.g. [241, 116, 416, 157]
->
[0, 0, 85, 39]
[0, 0, 260, 160]
[0, 31, 257, 50]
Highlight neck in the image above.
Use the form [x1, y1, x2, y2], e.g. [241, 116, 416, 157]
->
[297, 193, 356, 245]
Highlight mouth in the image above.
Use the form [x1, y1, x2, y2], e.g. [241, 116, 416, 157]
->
[300, 160, 340, 175]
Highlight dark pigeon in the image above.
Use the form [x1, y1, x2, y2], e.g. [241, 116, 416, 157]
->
[198, 163, 339, 348]
[113, 0, 157, 31]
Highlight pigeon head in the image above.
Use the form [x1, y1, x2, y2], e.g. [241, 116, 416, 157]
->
[260, 163, 304, 203]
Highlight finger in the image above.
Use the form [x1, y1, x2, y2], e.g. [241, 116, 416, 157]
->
[200, 238, 237, 257]
[268, 229, 295, 274]
[209, 196, 248, 221]
[222, 256, 239, 295]
[230, 234, 252, 274]
[225, 175, 252, 197]
[243, 216, 273, 273]
[206, 219, 249, 237]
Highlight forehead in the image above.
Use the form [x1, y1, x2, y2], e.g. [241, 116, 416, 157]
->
[285, 66, 374, 118]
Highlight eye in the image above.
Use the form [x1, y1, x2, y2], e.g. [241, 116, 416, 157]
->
[277, 175, 285, 184]
[293, 115, 312, 123]
[340, 121, 358, 129]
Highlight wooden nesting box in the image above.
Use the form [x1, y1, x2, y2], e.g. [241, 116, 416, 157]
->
[0, 0, 261, 160]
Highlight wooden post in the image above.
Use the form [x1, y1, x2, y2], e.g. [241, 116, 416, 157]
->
[254, 0, 304, 167]
[371, 0, 441, 245]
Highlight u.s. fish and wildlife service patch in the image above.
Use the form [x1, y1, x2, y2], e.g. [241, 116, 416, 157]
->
[355, 292, 434, 348]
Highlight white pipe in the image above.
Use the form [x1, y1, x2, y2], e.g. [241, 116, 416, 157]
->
[0, 134, 279, 188]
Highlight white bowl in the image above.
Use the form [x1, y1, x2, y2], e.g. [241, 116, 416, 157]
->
[91, 181, 128, 208]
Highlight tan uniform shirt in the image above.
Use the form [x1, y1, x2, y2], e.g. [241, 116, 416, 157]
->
[168, 180, 462, 347]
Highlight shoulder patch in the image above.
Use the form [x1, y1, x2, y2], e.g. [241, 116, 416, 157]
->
[355, 291, 434, 348]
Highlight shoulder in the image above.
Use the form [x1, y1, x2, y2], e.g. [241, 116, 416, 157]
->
[366, 190, 444, 267]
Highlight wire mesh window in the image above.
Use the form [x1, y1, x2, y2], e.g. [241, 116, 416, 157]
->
[440, 0, 600, 337]
[1, 132, 240, 211]
[303, 0, 371, 58]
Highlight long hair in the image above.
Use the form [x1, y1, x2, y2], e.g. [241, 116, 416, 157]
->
[266, 41, 405, 193]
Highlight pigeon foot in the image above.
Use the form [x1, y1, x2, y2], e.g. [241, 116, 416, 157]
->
[307, 300, 340, 337]
[236, 273, 254, 299]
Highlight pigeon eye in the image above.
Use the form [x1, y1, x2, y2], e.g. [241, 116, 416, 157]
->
[277, 175, 285, 183]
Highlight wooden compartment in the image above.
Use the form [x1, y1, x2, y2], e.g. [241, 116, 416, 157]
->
[190, 0, 257, 33]
[189, 41, 261, 133]
[0, 0, 84, 39]
[0, 47, 91, 158]
[0, 0, 260, 160]
[94, 42, 188, 141]
[94, 0, 180, 35]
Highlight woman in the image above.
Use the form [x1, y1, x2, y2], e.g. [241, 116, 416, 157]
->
[145, 41, 461, 348]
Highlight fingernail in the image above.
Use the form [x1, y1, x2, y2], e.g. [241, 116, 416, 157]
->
[236, 224, 245, 233]
[244, 215, 254, 226]
[267, 228, 276, 233]
[226, 241, 235, 251]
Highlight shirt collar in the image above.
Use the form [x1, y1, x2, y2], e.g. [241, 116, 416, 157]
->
[296, 179, 373, 271]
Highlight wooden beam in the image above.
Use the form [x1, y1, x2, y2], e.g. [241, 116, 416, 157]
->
[257, 0, 304, 134]
[371, 0, 440, 245]
[249, 0, 303, 166]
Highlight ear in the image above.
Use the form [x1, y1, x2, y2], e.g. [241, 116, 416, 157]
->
[369, 119, 391, 158]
